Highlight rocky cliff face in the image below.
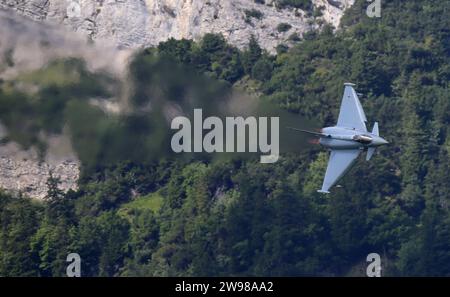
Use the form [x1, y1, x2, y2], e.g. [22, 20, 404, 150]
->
[0, 130, 79, 200]
[0, 0, 354, 52]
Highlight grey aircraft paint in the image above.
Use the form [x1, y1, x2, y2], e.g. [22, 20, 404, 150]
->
[289, 83, 389, 193]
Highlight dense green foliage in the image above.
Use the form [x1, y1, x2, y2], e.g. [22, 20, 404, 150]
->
[1, 0, 449, 276]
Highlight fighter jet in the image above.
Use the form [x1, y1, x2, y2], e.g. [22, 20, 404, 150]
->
[289, 83, 389, 193]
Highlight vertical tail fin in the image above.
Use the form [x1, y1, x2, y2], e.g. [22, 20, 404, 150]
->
[372, 122, 379, 136]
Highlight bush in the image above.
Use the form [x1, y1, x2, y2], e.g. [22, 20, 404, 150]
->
[275, 0, 312, 10]
[276, 44, 289, 54]
[277, 23, 292, 33]
[244, 9, 264, 23]
[288, 32, 301, 42]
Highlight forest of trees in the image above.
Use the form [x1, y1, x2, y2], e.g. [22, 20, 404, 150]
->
[0, 0, 449, 276]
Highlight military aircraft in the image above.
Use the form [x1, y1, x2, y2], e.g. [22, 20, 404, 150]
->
[289, 83, 389, 193]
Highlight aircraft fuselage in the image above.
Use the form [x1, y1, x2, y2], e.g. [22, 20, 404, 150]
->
[319, 126, 389, 150]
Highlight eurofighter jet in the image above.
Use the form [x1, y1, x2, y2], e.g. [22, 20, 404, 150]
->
[290, 83, 389, 193]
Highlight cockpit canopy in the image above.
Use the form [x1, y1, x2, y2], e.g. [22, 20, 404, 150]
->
[353, 134, 373, 144]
